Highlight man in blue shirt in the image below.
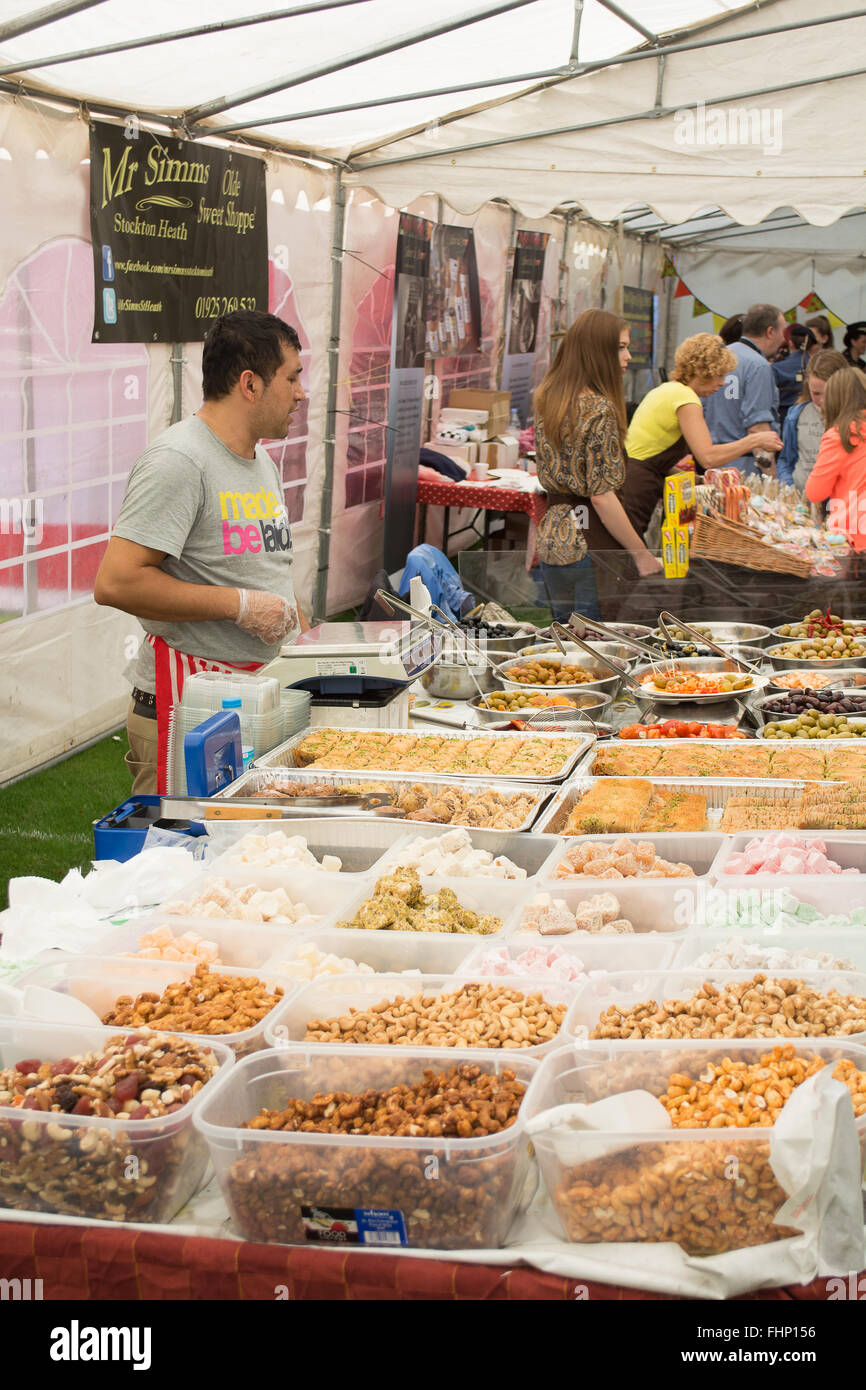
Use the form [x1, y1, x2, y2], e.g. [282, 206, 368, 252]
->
[703, 303, 786, 476]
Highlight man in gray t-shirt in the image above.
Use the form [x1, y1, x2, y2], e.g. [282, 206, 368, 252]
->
[95, 310, 309, 793]
[703, 303, 785, 477]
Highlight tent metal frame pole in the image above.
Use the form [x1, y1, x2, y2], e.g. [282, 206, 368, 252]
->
[0, 81, 350, 165]
[211, 67, 569, 137]
[170, 344, 185, 426]
[594, 0, 657, 44]
[0, 1, 378, 80]
[184, 0, 539, 125]
[570, 0, 583, 62]
[673, 208, 866, 248]
[350, 7, 866, 164]
[0, 0, 107, 44]
[353, 58, 866, 170]
[313, 169, 347, 623]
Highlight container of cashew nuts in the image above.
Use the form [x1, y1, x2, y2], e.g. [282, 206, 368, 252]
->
[263, 973, 575, 1056]
[194, 1044, 538, 1249]
[524, 1038, 866, 1256]
[0, 1019, 233, 1224]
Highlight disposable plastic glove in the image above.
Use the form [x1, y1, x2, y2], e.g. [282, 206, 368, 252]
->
[234, 589, 298, 645]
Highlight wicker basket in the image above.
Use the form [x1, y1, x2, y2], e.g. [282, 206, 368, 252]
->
[691, 512, 813, 578]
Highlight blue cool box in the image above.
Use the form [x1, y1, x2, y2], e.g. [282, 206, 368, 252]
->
[92, 796, 207, 862]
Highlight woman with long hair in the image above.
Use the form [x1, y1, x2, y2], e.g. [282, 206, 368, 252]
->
[776, 347, 848, 488]
[805, 314, 834, 350]
[534, 308, 662, 621]
[805, 368, 866, 550]
[621, 333, 781, 539]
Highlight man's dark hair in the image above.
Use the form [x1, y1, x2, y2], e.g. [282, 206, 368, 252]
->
[202, 310, 301, 400]
[742, 303, 783, 339]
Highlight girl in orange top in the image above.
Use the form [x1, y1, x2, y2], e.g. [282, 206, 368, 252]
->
[805, 368, 866, 551]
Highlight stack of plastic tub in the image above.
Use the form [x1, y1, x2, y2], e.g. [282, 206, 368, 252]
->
[167, 672, 284, 792]
[279, 687, 312, 741]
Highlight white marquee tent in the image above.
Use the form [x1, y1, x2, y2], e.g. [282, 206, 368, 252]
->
[1, 0, 864, 781]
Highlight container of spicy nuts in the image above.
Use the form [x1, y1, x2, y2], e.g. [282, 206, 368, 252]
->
[194, 1045, 539, 1249]
[524, 1038, 866, 1256]
[15, 956, 293, 1058]
[0, 1020, 232, 1223]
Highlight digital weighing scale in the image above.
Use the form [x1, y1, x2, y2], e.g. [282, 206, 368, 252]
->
[260, 620, 443, 728]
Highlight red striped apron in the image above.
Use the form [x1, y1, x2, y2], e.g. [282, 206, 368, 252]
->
[147, 634, 264, 794]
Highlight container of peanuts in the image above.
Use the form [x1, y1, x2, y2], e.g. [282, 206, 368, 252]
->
[264, 973, 575, 1056]
[16, 957, 298, 1058]
[194, 1044, 539, 1249]
[0, 1019, 233, 1224]
[525, 1038, 866, 1256]
[565, 968, 866, 1046]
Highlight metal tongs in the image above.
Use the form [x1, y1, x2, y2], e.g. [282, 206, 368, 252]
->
[375, 588, 502, 704]
[160, 793, 405, 819]
[549, 621, 643, 695]
[657, 611, 765, 679]
[562, 612, 660, 663]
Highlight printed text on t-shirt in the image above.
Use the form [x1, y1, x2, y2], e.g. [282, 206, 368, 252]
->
[219, 486, 292, 556]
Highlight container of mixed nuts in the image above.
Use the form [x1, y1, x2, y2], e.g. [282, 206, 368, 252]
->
[525, 1039, 866, 1256]
[17, 957, 294, 1057]
[194, 1045, 538, 1249]
[0, 1020, 232, 1223]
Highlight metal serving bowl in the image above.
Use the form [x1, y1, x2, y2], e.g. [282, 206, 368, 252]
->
[765, 668, 866, 693]
[771, 617, 866, 641]
[468, 689, 613, 725]
[494, 652, 623, 698]
[517, 640, 638, 668]
[460, 627, 538, 656]
[651, 621, 773, 651]
[765, 641, 866, 672]
[752, 687, 866, 726]
[420, 658, 496, 701]
[630, 656, 767, 705]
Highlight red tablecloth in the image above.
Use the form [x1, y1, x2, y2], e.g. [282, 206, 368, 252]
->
[416, 478, 547, 528]
[0, 1222, 856, 1301]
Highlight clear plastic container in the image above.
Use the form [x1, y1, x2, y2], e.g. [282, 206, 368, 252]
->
[265, 972, 574, 1055]
[194, 1044, 538, 1249]
[458, 933, 679, 978]
[373, 825, 563, 880]
[203, 817, 421, 875]
[329, 874, 530, 945]
[710, 832, 866, 885]
[16, 956, 295, 1057]
[0, 1019, 233, 1223]
[513, 879, 695, 947]
[543, 832, 724, 880]
[524, 1038, 866, 1255]
[695, 880, 866, 930]
[673, 930, 866, 973]
[259, 929, 479, 980]
[183, 670, 281, 714]
[91, 916, 296, 970]
[160, 865, 359, 929]
[565, 968, 866, 1046]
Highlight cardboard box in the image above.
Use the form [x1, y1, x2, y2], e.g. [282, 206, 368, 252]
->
[480, 437, 520, 468]
[424, 440, 477, 468]
[661, 522, 678, 579]
[447, 389, 510, 438]
[675, 524, 690, 577]
[664, 471, 696, 525]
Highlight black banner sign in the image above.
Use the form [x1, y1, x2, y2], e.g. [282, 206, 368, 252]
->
[427, 225, 481, 358]
[622, 285, 656, 368]
[89, 120, 268, 343]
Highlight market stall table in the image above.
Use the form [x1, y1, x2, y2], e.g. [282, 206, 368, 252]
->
[0, 1220, 858, 1301]
[416, 477, 547, 563]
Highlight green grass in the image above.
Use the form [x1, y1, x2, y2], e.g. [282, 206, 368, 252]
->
[0, 731, 132, 910]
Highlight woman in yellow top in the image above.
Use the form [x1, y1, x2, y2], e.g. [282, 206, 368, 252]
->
[535, 308, 662, 621]
[622, 333, 783, 539]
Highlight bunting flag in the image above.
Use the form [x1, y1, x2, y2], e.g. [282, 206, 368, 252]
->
[666, 270, 852, 337]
